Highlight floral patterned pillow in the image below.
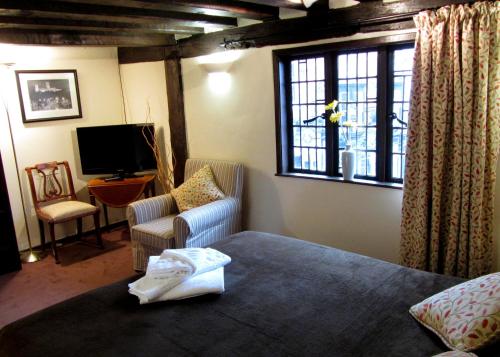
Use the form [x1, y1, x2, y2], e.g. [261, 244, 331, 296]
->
[410, 273, 500, 352]
[171, 165, 225, 212]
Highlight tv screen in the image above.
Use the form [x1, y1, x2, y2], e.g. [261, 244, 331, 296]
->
[76, 123, 156, 176]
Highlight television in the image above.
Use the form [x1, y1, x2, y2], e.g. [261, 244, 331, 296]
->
[76, 123, 156, 178]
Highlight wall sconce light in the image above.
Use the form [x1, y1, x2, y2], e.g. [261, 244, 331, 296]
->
[198, 50, 243, 95]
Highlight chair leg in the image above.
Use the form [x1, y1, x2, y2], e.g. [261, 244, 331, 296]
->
[93, 212, 103, 249]
[38, 219, 46, 252]
[48, 223, 60, 264]
[76, 218, 82, 241]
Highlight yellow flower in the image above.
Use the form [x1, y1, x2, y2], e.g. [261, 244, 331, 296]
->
[325, 100, 338, 111]
[329, 111, 343, 123]
[342, 120, 356, 127]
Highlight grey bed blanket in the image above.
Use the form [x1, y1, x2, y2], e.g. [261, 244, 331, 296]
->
[0, 231, 497, 356]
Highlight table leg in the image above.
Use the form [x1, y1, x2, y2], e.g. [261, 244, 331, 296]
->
[103, 204, 109, 230]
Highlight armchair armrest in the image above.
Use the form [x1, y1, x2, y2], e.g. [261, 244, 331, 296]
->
[173, 197, 239, 242]
[126, 194, 177, 226]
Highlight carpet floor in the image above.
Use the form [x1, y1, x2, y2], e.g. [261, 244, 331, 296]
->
[0, 225, 138, 328]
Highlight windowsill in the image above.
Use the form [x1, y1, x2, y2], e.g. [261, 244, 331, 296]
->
[275, 172, 403, 190]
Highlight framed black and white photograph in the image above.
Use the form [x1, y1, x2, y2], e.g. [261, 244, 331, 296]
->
[15, 70, 82, 123]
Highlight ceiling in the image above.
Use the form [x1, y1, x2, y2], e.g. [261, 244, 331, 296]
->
[0, 0, 316, 47]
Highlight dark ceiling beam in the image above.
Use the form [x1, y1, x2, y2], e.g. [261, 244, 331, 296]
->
[55, 0, 280, 21]
[172, 0, 473, 58]
[0, 16, 204, 35]
[237, 0, 306, 10]
[0, 28, 176, 46]
[0, 0, 238, 28]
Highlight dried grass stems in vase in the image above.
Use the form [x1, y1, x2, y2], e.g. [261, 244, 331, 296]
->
[141, 103, 174, 194]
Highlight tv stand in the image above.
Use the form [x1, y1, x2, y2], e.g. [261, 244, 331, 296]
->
[87, 175, 156, 228]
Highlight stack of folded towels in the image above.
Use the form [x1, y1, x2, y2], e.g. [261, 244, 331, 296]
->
[128, 248, 231, 304]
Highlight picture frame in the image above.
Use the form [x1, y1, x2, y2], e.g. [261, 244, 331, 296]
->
[15, 70, 82, 123]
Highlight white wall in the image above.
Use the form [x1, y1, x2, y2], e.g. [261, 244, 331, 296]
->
[180, 30, 500, 271]
[119, 61, 171, 193]
[0, 46, 126, 250]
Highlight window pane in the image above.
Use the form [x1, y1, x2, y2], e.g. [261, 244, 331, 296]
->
[339, 80, 347, 101]
[317, 82, 325, 101]
[367, 152, 376, 177]
[392, 154, 401, 179]
[367, 78, 377, 99]
[337, 49, 378, 179]
[302, 148, 309, 169]
[292, 105, 300, 125]
[301, 127, 315, 147]
[294, 148, 301, 169]
[393, 48, 414, 71]
[367, 102, 377, 126]
[300, 83, 307, 104]
[307, 82, 316, 103]
[367, 52, 377, 76]
[390, 46, 415, 181]
[358, 79, 367, 101]
[357, 52, 367, 78]
[338, 55, 347, 79]
[347, 80, 357, 101]
[367, 128, 376, 150]
[309, 148, 317, 170]
[317, 127, 326, 147]
[356, 151, 366, 176]
[317, 149, 326, 172]
[293, 127, 301, 146]
[347, 53, 357, 78]
[307, 58, 316, 81]
[316, 57, 325, 80]
[393, 76, 404, 101]
[299, 60, 307, 81]
[291, 60, 298, 82]
[355, 128, 366, 150]
[292, 83, 299, 104]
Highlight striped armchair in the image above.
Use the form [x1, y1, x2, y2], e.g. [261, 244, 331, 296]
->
[126, 159, 244, 271]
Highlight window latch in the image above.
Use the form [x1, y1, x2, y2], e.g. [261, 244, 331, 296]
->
[388, 112, 407, 128]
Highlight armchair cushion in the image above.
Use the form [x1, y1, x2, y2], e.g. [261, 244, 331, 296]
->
[171, 165, 225, 212]
[127, 194, 177, 226]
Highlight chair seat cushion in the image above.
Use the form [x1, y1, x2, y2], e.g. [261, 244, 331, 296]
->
[131, 215, 176, 249]
[40, 200, 97, 221]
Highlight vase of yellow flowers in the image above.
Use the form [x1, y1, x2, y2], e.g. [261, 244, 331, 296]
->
[327, 100, 356, 180]
[304, 100, 356, 180]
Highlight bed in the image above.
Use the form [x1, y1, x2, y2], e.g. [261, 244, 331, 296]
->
[0, 231, 497, 356]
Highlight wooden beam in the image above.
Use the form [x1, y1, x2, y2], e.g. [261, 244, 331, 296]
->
[0, 0, 238, 28]
[165, 58, 188, 187]
[0, 16, 204, 35]
[118, 47, 171, 64]
[172, 0, 471, 58]
[0, 28, 176, 46]
[55, 0, 280, 21]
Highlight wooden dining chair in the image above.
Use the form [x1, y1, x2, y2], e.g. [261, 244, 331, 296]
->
[25, 161, 103, 264]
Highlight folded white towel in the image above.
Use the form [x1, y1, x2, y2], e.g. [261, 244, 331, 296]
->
[145, 255, 194, 280]
[158, 248, 231, 277]
[129, 248, 231, 303]
[134, 267, 225, 305]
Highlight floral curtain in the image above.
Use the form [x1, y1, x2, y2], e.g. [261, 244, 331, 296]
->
[400, 2, 499, 278]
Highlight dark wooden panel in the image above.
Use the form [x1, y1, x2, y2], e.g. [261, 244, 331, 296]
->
[165, 58, 188, 187]
[0, 152, 21, 274]
[56, 0, 279, 20]
[0, 0, 238, 28]
[0, 15, 204, 34]
[0, 28, 176, 46]
[118, 47, 171, 64]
